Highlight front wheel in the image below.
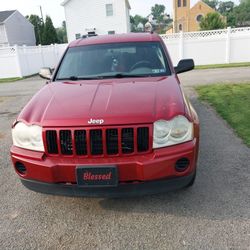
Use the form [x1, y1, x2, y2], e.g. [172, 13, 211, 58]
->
[186, 170, 196, 187]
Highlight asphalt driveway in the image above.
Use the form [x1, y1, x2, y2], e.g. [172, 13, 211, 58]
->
[0, 68, 249, 249]
[179, 66, 250, 86]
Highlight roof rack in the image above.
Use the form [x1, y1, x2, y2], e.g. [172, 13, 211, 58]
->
[82, 32, 98, 39]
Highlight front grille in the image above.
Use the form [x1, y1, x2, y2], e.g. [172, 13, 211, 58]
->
[45, 126, 151, 157]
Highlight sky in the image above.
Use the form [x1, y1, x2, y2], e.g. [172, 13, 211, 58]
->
[0, 0, 240, 28]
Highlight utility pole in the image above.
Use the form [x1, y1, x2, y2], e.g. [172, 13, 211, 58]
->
[38, 5, 44, 45]
[39, 5, 44, 24]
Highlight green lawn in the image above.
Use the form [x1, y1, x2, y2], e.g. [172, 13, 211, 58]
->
[195, 62, 250, 70]
[0, 77, 22, 83]
[0, 74, 39, 83]
[196, 84, 250, 147]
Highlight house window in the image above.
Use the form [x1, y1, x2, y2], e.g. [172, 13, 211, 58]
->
[196, 14, 203, 22]
[183, 0, 187, 7]
[179, 24, 182, 31]
[108, 30, 115, 35]
[178, 0, 181, 7]
[106, 4, 113, 16]
[75, 33, 81, 39]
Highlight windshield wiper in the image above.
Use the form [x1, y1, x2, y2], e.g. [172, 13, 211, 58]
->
[56, 76, 103, 81]
[101, 73, 150, 79]
[56, 73, 153, 81]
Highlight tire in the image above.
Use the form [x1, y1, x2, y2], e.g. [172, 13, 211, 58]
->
[186, 170, 196, 188]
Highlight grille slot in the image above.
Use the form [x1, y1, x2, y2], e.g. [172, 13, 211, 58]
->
[60, 130, 73, 155]
[137, 127, 149, 152]
[75, 130, 87, 155]
[106, 129, 118, 155]
[46, 130, 58, 154]
[121, 128, 134, 154]
[90, 130, 103, 155]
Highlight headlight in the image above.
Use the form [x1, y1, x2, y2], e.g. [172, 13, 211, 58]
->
[153, 116, 193, 149]
[12, 122, 44, 152]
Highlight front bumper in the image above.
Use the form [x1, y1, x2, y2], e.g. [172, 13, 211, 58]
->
[11, 138, 199, 197]
[20, 172, 195, 198]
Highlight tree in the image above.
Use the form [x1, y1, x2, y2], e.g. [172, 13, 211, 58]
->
[202, 0, 219, 10]
[130, 4, 171, 33]
[232, 0, 250, 27]
[130, 15, 148, 32]
[151, 4, 172, 33]
[226, 12, 237, 27]
[201, 0, 250, 28]
[26, 14, 44, 45]
[151, 4, 166, 23]
[217, 1, 234, 15]
[42, 16, 58, 45]
[56, 21, 68, 44]
[200, 12, 226, 30]
[216, 1, 235, 26]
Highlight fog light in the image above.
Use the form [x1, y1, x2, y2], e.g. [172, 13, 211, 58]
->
[15, 162, 27, 175]
[175, 158, 190, 172]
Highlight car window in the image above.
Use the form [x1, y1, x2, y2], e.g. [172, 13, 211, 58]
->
[55, 42, 171, 80]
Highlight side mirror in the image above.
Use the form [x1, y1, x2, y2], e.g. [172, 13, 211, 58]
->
[39, 67, 52, 80]
[174, 59, 194, 74]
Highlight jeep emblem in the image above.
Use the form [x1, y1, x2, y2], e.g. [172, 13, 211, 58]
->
[87, 118, 104, 125]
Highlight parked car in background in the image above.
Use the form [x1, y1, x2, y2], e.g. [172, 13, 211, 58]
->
[11, 33, 199, 197]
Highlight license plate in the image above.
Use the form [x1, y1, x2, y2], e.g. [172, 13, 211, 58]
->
[76, 166, 118, 187]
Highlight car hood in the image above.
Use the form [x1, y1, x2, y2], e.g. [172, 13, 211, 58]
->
[18, 76, 185, 127]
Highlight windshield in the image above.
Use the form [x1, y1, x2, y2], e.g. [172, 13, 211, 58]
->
[55, 42, 171, 80]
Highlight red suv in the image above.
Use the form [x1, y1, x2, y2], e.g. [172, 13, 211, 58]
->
[10, 33, 199, 197]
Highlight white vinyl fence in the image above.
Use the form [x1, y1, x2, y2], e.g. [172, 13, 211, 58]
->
[0, 27, 250, 79]
[161, 27, 250, 66]
[0, 44, 67, 78]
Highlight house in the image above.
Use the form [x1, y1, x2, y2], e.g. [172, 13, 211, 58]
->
[172, 0, 226, 33]
[61, 0, 131, 41]
[0, 10, 36, 47]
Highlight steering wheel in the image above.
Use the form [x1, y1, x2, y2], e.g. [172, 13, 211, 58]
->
[130, 60, 151, 71]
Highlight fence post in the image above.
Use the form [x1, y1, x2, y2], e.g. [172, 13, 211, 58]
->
[54, 43, 58, 66]
[14, 45, 22, 77]
[225, 27, 231, 63]
[39, 44, 45, 67]
[22, 44, 26, 52]
[179, 31, 184, 61]
[22, 45, 28, 77]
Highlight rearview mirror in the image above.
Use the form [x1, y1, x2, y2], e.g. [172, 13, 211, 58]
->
[174, 59, 194, 74]
[39, 67, 52, 80]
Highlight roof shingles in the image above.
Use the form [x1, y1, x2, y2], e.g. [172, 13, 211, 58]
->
[0, 10, 16, 23]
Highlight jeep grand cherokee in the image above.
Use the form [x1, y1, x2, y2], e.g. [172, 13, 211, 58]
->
[10, 33, 199, 197]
